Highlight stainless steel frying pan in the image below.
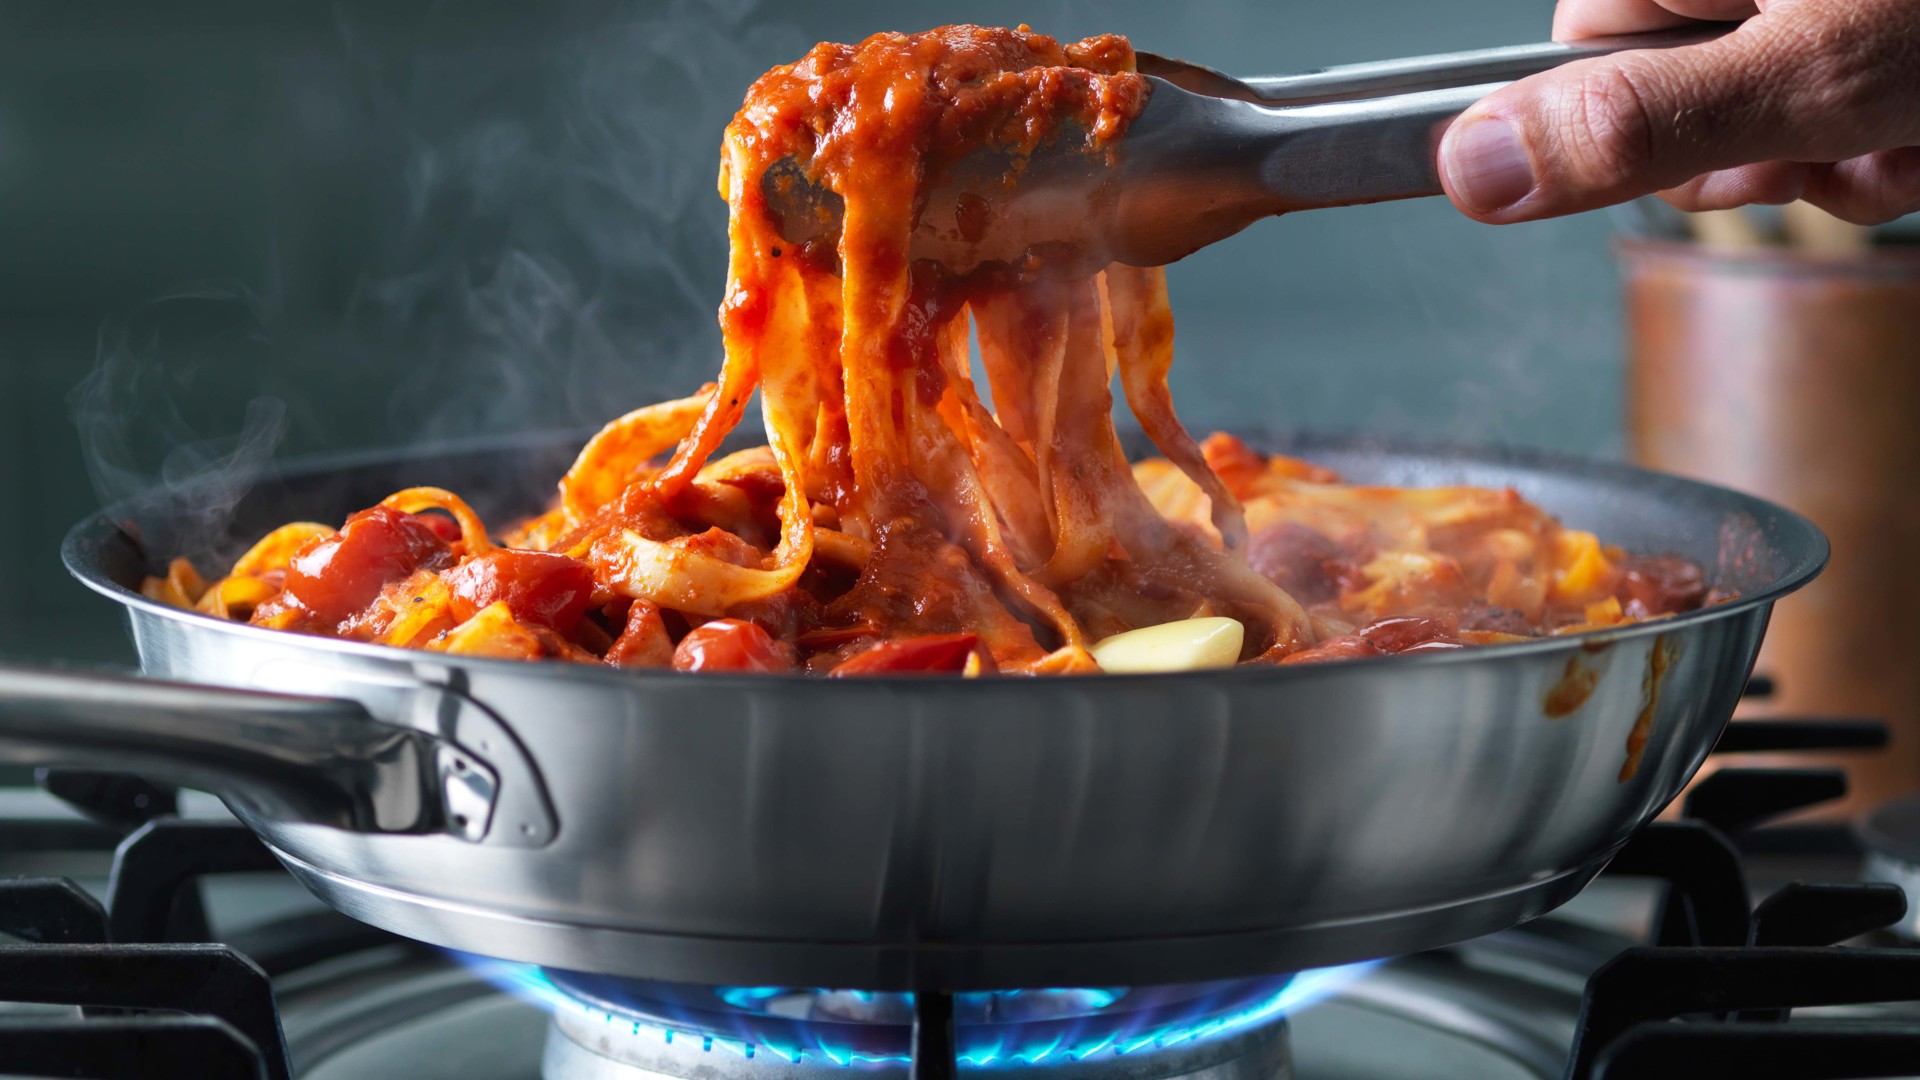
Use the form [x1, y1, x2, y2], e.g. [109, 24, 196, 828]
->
[2, 431, 1823, 990]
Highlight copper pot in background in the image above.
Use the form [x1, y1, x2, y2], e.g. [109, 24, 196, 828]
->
[1624, 238, 1920, 815]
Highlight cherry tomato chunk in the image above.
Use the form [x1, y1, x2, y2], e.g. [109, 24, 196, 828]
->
[443, 550, 595, 635]
[830, 633, 981, 677]
[673, 619, 796, 673]
[1615, 555, 1707, 619]
[1400, 639, 1466, 653]
[1277, 633, 1382, 665]
[1357, 615, 1458, 652]
[282, 506, 453, 628]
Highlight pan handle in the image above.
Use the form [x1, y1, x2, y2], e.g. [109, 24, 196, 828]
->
[0, 665, 495, 842]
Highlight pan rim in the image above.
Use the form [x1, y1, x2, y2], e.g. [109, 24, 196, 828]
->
[63, 428, 1827, 692]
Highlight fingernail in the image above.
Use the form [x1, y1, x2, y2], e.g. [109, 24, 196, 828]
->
[1443, 117, 1535, 214]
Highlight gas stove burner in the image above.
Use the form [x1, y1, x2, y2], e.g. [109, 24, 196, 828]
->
[531, 972, 1339, 1080]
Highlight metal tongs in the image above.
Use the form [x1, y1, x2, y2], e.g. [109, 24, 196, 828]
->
[764, 25, 1734, 271]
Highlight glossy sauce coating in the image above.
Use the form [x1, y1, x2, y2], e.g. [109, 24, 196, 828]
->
[152, 25, 1716, 675]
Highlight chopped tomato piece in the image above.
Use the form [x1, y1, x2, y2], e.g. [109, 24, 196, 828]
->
[829, 633, 982, 677]
[443, 550, 595, 635]
[1615, 554, 1707, 620]
[672, 618, 796, 673]
[278, 506, 454, 628]
[1277, 634, 1383, 665]
[605, 601, 673, 669]
[1357, 615, 1458, 652]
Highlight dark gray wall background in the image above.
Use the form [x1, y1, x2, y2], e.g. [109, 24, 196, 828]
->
[0, 0, 1617, 665]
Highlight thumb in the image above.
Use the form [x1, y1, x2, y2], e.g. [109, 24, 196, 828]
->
[1438, 21, 1897, 222]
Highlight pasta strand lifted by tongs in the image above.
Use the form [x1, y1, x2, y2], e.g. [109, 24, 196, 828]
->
[148, 26, 1712, 675]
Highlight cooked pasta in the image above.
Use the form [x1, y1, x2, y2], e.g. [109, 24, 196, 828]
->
[144, 25, 1710, 675]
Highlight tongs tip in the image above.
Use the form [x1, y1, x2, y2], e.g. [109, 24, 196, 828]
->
[1134, 51, 1268, 104]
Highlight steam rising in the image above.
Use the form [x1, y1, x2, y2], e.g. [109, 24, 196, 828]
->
[340, 1, 808, 444]
[1360, 208, 1616, 453]
[68, 285, 287, 565]
[70, 1, 807, 564]
[67, 2, 1617, 584]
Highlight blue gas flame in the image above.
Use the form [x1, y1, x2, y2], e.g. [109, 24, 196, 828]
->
[455, 954, 1380, 1069]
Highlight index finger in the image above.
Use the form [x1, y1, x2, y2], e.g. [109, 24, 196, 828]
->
[1553, 0, 1758, 39]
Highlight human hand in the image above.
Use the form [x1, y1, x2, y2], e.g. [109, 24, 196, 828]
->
[1437, 0, 1920, 224]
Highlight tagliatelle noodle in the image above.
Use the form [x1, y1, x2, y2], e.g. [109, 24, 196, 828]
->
[559, 385, 717, 519]
[150, 25, 1715, 674]
[378, 488, 496, 557]
[229, 522, 336, 578]
[589, 166, 820, 616]
[1105, 265, 1248, 551]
